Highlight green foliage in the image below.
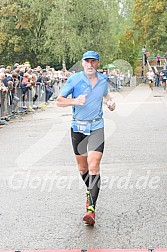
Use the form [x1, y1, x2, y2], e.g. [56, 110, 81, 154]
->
[45, 0, 118, 66]
[133, 0, 167, 53]
[0, 0, 141, 71]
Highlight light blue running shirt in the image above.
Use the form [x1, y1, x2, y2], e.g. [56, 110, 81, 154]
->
[60, 71, 109, 131]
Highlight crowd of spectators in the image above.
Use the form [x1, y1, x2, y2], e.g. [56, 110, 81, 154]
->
[0, 62, 73, 125]
[102, 68, 131, 91]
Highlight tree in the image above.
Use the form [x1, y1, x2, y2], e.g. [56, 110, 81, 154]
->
[133, 0, 167, 52]
[45, 0, 117, 67]
[0, 0, 139, 69]
[0, 0, 55, 66]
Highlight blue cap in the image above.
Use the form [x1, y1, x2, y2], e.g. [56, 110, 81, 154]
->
[82, 51, 100, 60]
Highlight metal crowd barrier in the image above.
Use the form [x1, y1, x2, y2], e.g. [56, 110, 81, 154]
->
[16, 84, 46, 110]
[0, 80, 63, 125]
[0, 84, 46, 124]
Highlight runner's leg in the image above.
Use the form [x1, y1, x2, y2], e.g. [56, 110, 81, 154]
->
[87, 128, 104, 207]
[71, 128, 89, 187]
[87, 151, 102, 207]
[75, 155, 89, 187]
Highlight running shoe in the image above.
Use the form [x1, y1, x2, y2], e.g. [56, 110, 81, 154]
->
[83, 205, 95, 226]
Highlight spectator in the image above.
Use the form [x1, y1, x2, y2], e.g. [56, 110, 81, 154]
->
[0, 76, 9, 120]
[20, 73, 31, 108]
[154, 70, 160, 87]
[30, 73, 39, 108]
[156, 54, 161, 66]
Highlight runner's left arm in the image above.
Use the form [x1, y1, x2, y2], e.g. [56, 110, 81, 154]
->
[103, 94, 116, 111]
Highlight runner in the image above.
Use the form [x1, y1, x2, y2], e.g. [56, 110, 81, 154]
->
[56, 50, 116, 226]
[160, 65, 167, 91]
[146, 68, 155, 91]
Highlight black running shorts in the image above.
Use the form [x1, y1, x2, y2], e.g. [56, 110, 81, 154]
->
[71, 127, 104, 155]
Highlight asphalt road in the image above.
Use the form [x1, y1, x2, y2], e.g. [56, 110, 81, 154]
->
[0, 85, 167, 250]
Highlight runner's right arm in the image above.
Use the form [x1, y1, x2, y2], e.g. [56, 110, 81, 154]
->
[56, 94, 87, 107]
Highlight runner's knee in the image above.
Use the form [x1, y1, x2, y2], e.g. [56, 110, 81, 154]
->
[88, 159, 100, 174]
